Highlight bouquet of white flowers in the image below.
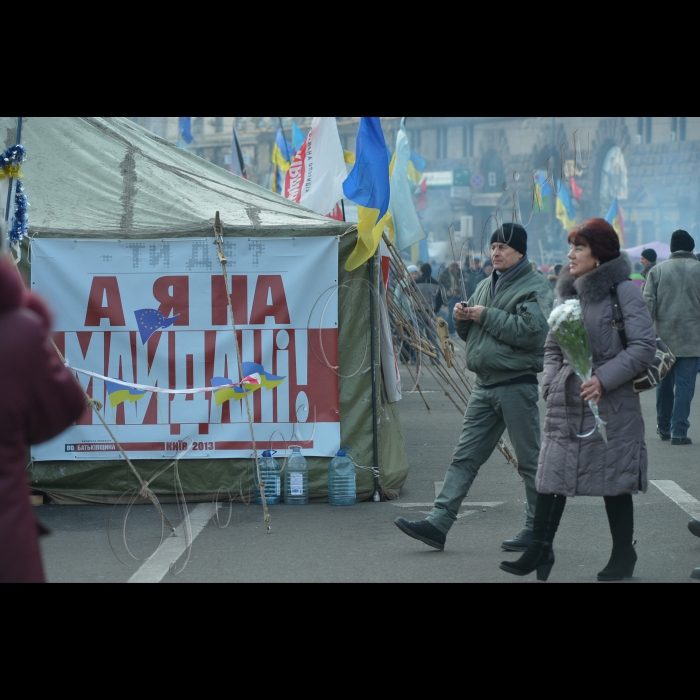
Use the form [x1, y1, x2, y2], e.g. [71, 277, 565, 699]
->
[548, 299, 608, 443]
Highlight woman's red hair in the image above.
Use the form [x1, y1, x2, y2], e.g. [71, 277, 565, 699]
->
[568, 218, 621, 264]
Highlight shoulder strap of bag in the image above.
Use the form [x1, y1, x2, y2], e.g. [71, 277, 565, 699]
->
[610, 282, 629, 349]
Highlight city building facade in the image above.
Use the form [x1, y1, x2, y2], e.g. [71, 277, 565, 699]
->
[131, 117, 700, 260]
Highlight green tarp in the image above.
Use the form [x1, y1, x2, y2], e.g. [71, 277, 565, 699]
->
[1, 117, 408, 503]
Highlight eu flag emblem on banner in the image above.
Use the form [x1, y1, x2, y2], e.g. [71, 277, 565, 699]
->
[135, 309, 180, 345]
[106, 381, 147, 409]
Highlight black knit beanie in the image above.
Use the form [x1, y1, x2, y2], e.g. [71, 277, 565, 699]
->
[671, 230, 695, 253]
[641, 248, 658, 263]
[491, 224, 528, 257]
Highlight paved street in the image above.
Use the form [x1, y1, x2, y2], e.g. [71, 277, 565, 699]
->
[39, 365, 700, 583]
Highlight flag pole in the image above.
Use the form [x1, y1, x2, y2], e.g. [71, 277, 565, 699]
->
[4, 116, 22, 224]
[278, 117, 294, 163]
[368, 249, 381, 503]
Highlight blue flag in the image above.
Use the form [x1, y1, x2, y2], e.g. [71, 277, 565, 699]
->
[292, 122, 306, 151]
[179, 117, 194, 145]
[343, 117, 391, 220]
[135, 309, 180, 345]
[537, 170, 553, 198]
[605, 198, 619, 225]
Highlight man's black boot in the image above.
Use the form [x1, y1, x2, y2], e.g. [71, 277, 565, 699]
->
[598, 495, 637, 582]
[501, 529, 533, 552]
[394, 518, 446, 551]
[692, 568, 700, 581]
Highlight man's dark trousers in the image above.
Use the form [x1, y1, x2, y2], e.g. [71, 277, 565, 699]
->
[657, 357, 700, 440]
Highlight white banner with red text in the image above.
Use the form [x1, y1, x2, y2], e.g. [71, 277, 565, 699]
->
[31, 237, 341, 461]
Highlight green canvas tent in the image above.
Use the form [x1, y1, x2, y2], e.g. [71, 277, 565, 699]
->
[1, 117, 408, 504]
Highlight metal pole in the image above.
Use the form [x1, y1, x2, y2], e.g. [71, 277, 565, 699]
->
[4, 116, 22, 223]
[368, 251, 381, 502]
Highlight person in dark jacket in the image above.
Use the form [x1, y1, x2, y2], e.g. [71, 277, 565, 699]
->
[416, 263, 443, 314]
[640, 248, 657, 280]
[396, 224, 554, 554]
[500, 219, 656, 583]
[464, 257, 487, 299]
[0, 246, 86, 584]
[438, 263, 461, 335]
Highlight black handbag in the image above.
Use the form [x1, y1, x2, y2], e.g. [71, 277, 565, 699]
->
[610, 283, 676, 393]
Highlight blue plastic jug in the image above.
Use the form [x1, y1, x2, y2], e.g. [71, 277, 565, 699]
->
[284, 446, 309, 506]
[329, 447, 356, 507]
[254, 451, 282, 506]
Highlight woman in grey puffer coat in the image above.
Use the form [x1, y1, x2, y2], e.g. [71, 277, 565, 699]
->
[500, 219, 657, 583]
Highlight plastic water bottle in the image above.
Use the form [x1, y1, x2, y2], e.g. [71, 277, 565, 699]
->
[284, 446, 309, 506]
[329, 447, 356, 507]
[254, 451, 282, 506]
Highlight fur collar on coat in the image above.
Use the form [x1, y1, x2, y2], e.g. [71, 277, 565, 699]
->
[556, 253, 633, 303]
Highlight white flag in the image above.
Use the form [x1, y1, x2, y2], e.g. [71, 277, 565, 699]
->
[284, 117, 347, 216]
[391, 119, 427, 251]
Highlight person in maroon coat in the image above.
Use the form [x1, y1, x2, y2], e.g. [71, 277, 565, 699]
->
[0, 246, 86, 583]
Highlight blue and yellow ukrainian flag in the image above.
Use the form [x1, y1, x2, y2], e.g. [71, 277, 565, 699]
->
[271, 128, 294, 194]
[243, 362, 285, 391]
[106, 381, 147, 409]
[211, 378, 249, 407]
[343, 117, 391, 271]
[211, 363, 286, 407]
[556, 181, 578, 231]
[605, 198, 626, 245]
[407, 151, 426, 186]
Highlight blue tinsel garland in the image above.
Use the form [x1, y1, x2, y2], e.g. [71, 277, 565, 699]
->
[10, 181, 28, 242]
[1, 144, 29, 244]
[1, 143, 26, 169]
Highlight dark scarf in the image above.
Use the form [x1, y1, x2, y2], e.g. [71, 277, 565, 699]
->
[491, 256, 530, 299]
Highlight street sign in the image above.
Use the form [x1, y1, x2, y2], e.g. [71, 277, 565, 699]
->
[472, 193, 503, 207]
[471, 174, 485, 190]
[451, 186, 471, 200]
[424, 171, 454, 187]
[453, 168, 472, 187]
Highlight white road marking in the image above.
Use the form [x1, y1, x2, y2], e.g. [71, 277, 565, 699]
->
[652, 480, 700, 520]
[128, 503, 219, 584]
[392, 502, 505, 509]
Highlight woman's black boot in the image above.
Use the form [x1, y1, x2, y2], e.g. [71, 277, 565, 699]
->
[598, 495, 637, 582]
[500, 495, 567, 582]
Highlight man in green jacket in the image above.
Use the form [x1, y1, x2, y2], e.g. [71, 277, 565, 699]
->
[395, 224, 554, 553]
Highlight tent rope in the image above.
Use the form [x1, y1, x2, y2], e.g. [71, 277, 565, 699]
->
[213, 212, 272, 534]
[49, 337, 177, 533]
